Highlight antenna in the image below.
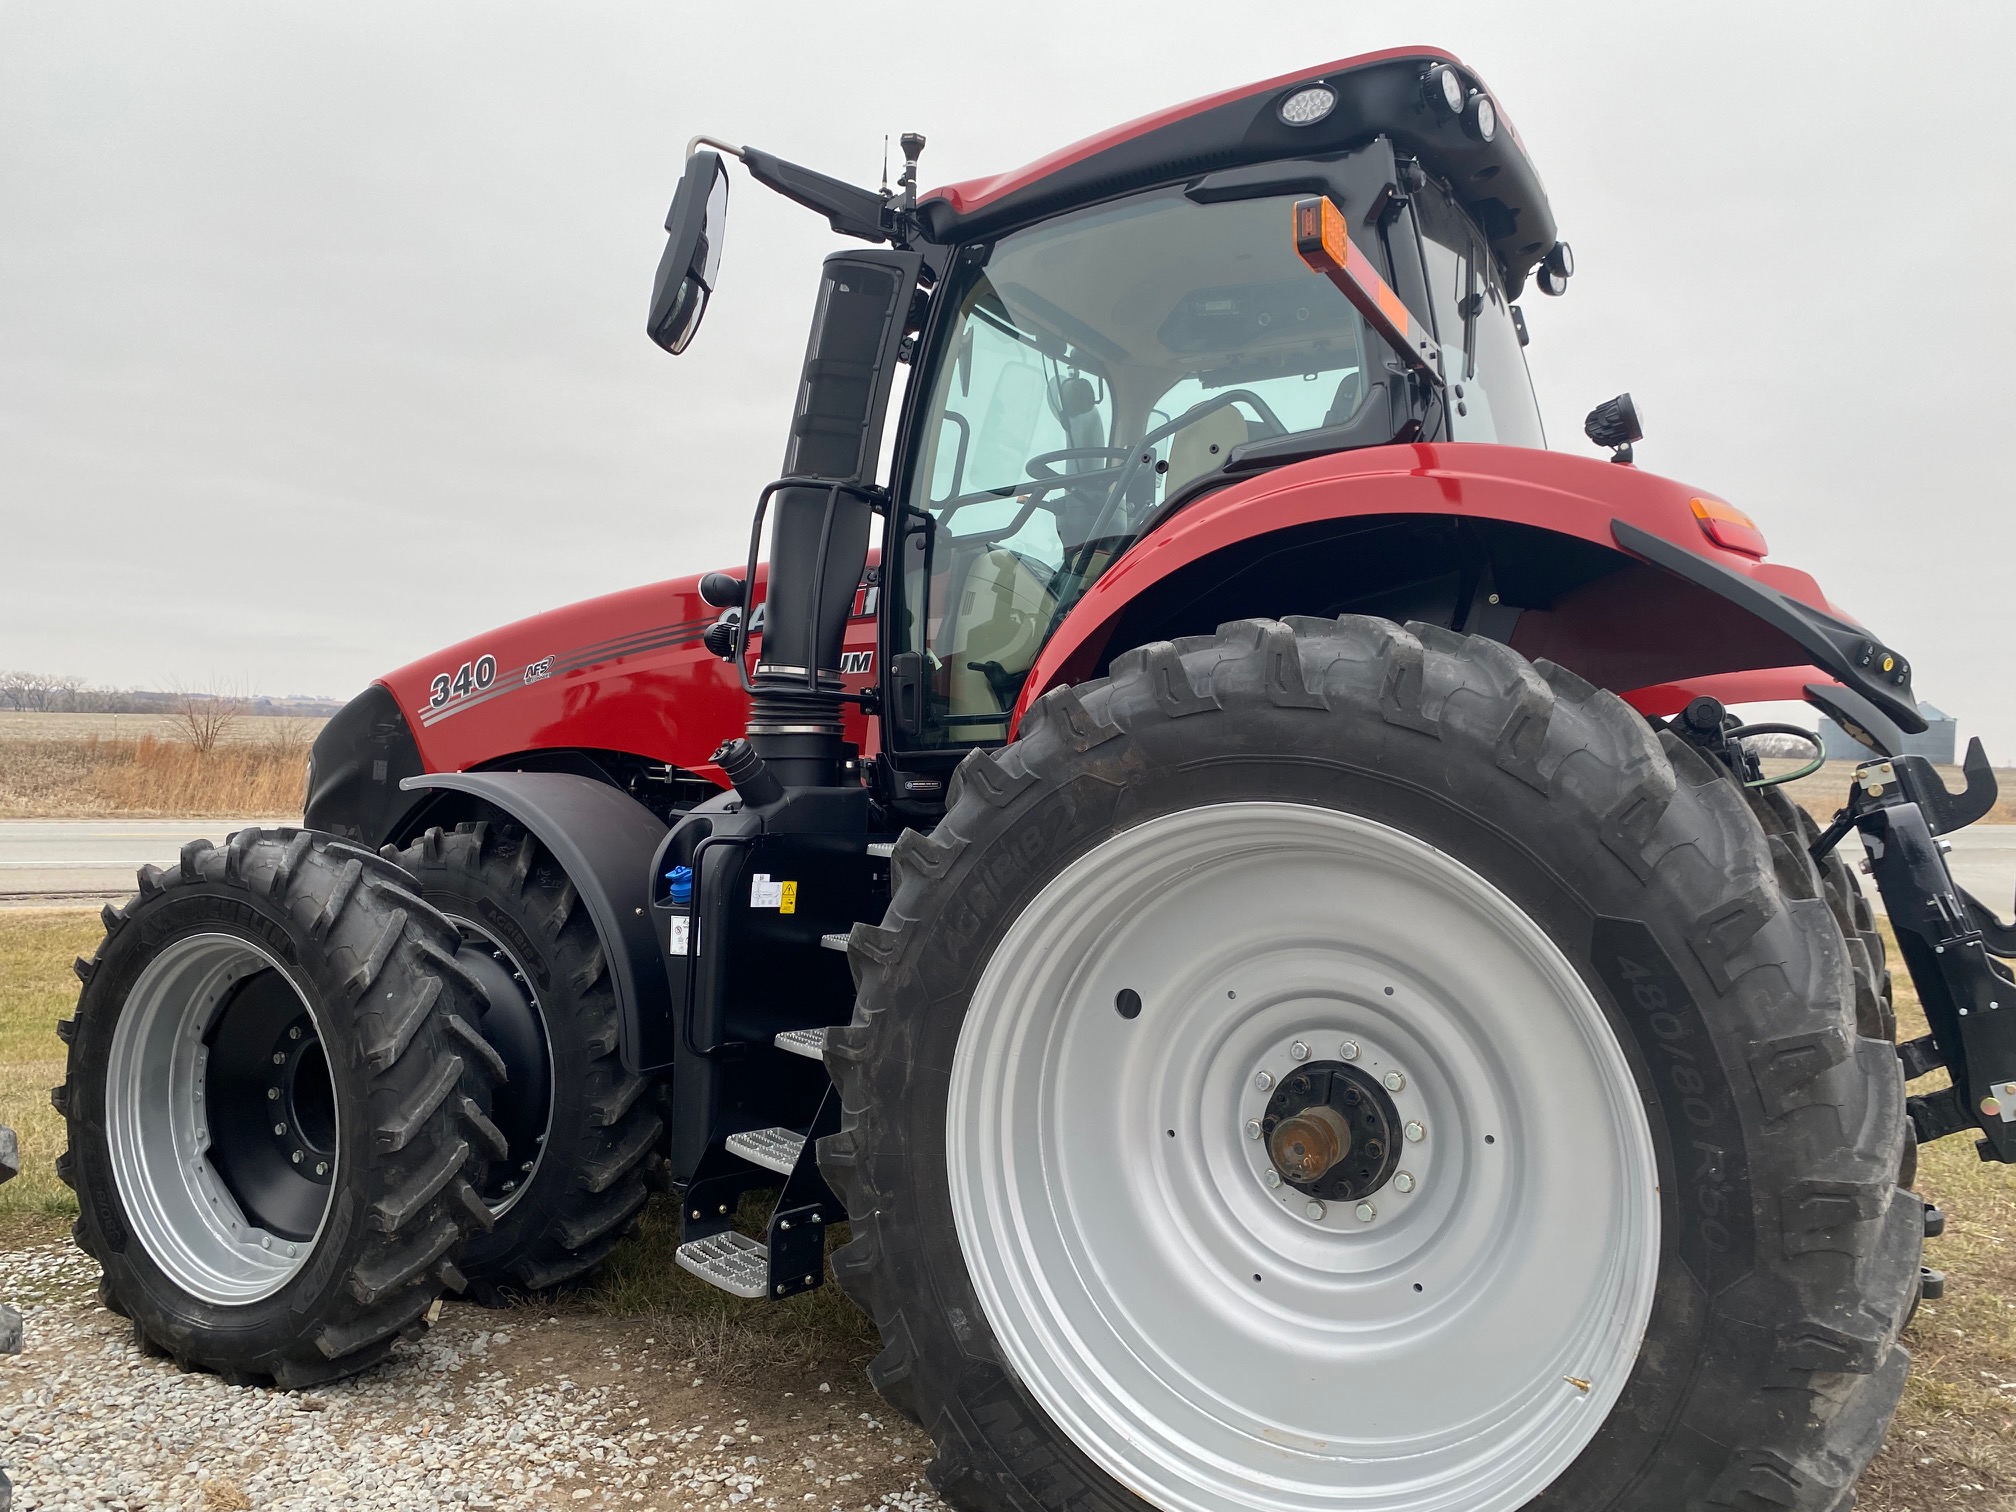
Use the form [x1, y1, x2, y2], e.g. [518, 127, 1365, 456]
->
[880, 135, 891, 199]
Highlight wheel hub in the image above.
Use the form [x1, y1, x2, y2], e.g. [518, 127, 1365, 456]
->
[1261, 1060, 1399, 1199]
[264, 1013, 336, 1185]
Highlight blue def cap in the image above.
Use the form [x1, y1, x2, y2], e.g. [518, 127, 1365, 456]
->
[666, 864, 694, 904]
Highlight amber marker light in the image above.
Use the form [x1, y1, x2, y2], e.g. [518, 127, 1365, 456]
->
[1293, 197, 1444, 387]
[1690, 497, 1768, 558]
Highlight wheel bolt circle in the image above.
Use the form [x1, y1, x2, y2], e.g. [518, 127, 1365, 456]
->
[1355, 1201, 1377, 1222]
[1404, 1120, 1426, 1142]
[1383, 1070, 1407, 1092]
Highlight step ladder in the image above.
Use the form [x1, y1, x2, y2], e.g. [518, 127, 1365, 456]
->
[673, 1043, 845, 1301]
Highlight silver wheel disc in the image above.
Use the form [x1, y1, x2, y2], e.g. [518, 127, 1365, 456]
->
[105, 933, 338, 1306]
[946, 803, 1659, 1512]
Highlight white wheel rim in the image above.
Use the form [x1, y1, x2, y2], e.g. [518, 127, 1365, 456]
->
[105, 933, 337, 1306]
[946, 802, 1659, 1512]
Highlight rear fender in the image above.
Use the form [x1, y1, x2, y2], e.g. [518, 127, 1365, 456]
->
[1012, 442, 1924, 736]
[398, 771, 671, 1077]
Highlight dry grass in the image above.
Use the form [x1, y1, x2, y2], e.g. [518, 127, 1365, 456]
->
[0, 734, 306, 818]
[0, 909, 96, 1239]
[0, 712, 326, 745]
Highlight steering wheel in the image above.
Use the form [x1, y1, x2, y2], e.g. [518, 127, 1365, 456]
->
[1025, 446, 1133, 484]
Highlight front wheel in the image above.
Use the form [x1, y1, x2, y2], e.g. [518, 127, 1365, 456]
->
[822, 617, 1920, 1512]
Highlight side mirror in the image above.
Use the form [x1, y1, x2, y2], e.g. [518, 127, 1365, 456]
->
[647, 150, 730, 354]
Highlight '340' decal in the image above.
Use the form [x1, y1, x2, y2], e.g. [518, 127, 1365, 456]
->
[428, 654, 498, 709]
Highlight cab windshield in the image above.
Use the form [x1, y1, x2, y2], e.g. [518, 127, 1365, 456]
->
[896, 181, 1538, 747]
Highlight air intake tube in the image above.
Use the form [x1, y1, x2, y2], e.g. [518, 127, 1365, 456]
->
[744, 248, 920, 790]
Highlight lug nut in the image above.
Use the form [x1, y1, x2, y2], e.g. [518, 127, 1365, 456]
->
[314, 1163, 328, 1176]
[1245, 1120, 1262, 1140]
[289, 1026, 301, 1041]
[1255, 1070, 1275, 1092]
[1304, 1200, 1326, 1220]
[273, 1123, 286, 1136]
[1290, 1041, 1310, 1062]
[1339, 1041, 1360, 1061]
[271, 1052, 285, 1065]
[291, 1151, 303, 1165]
[1404, 1120, 1426, 1142]
[1383, 1070, 1407, 1092]
[1355, 1202, 1377, 1223]
[1395, 1171, 1417, 1193]
[267, 1088, 280, 1101]
[1262, 1169, 1281, 1189]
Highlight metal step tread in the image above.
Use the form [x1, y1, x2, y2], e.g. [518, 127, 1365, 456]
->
[866, 842, 896, 858]
[726, 1125, 805, 1175]
[820, 932, 851, 952]
[774, 1027, 827, 1060]
[675, 1231, 768, 1299]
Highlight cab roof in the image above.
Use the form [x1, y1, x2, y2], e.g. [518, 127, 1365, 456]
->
[918, 46, 1559, 296]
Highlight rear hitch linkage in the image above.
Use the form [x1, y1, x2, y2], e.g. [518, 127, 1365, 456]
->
[1807, 740, 2016, 1163]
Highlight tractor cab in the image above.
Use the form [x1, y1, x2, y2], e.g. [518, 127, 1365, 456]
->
[649, 49, 1575, 779]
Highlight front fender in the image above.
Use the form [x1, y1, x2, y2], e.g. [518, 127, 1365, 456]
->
[397, 770, 671, 1077]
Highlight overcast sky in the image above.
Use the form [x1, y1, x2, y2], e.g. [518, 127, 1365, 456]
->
[3, 3, 2012, 749]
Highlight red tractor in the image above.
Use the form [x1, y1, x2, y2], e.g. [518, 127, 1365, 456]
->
[52, 45, 2015, 1512]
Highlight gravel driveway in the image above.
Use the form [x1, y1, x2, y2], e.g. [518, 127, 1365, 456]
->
[0, 1242, 948, 1511]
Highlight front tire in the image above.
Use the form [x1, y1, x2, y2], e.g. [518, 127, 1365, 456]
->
[390, 820, 660, 1299]
[822, 617, 1919, 1512]
[57, 830, 502, 1387]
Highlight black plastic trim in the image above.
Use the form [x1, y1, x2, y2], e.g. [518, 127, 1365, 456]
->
[303, 683, 427, 843]
[1610, 519, 1926, 733]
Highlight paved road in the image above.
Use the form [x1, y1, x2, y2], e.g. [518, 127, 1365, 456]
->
[0, 818, 282, 903]
[4, 817, 2016, 916]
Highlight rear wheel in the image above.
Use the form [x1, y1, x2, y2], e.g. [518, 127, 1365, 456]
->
[823, 617, 1919, 1512]
[390, 820, 660, 1298]
[57, 830, 502, 1387]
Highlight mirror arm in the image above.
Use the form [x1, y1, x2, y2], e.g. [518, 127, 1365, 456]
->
[739, 146, 890, 244]
[686, 134, 745, 161]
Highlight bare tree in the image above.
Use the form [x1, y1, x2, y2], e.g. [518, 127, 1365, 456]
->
[263, 715, 318, 762]
[168, 681, 247, 754]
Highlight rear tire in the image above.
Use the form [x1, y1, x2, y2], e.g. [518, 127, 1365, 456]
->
[822, 617, 1919, 1512]
[390, 820, 660, 1299]
[57, 829, 502, 1388]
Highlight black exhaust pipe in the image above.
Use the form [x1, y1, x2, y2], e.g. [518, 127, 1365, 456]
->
[743, 248, 919, 790]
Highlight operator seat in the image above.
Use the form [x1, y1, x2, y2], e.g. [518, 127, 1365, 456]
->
[1162, 403, 1252, 496]
[944, 548, 1058, 724]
